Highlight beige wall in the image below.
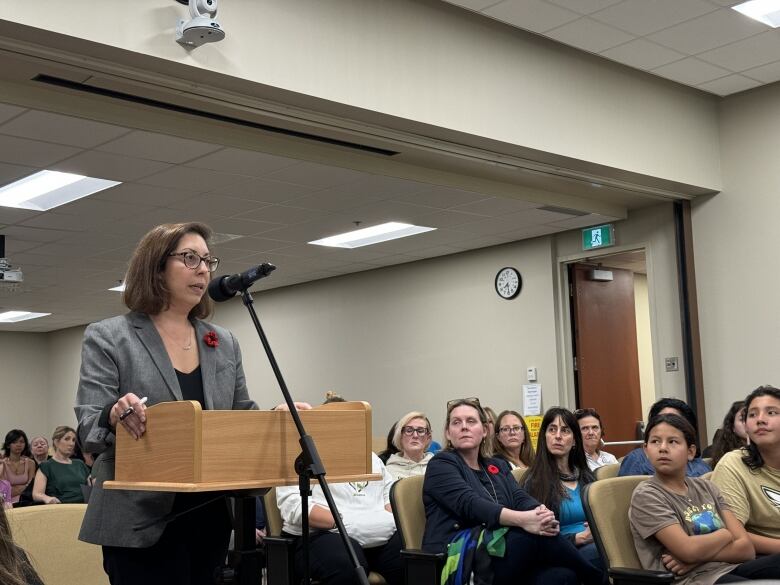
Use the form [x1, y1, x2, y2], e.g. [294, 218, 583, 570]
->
[692, 81, 780, 435]
[634, 274, 657, 418]
[3, 0, 720, 189]
[0, 332, 51, 441]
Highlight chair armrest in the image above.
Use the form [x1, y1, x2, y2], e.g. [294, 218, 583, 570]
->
[608, 567, 675, 585]
[265, 536, 296, 585]
[400, 549, 445, 585]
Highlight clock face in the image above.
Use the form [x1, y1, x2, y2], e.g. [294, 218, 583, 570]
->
[495, 267, 521, 299]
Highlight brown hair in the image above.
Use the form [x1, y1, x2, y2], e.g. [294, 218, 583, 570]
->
[123, 222, 213, 319]
[494, 410, 535, 467]
[0, 505, 39, 585]
[52, 425, 76, 445]
[444, 399, 493, 459]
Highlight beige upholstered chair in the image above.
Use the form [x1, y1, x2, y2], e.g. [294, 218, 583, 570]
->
[595, 462, 620, 480]
[7, 503, 108, 585]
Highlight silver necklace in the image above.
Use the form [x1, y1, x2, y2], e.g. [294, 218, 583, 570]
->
[158, 322, 193, 350]
[479, 467, 499, 503]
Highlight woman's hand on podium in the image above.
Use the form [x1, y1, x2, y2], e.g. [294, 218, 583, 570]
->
[110, 392, 148, 440]
[273, 402, 312, 411]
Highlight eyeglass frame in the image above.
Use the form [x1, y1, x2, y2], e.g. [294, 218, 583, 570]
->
[168, 250, 220, 273]
[401, 426, 430, 437]
[497, 424, 524, 435]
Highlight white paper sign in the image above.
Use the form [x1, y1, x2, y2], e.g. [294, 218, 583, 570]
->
[522, 384, 542, 416]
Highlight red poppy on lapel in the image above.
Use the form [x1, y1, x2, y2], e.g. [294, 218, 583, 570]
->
[203, 331, 219, 348]
[487, 464, 499, 475]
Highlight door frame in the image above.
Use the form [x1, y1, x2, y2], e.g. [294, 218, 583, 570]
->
[554, 242, 664, 414]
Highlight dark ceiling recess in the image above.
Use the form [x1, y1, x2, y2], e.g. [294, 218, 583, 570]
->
[33, 74, 399, 157]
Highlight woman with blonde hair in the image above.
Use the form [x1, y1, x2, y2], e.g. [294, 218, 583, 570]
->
[32, 425, 90, 504]
[385, 411, 433, 479]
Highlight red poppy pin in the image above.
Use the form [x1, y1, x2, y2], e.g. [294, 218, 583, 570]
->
[487, 464, 500, 475]
[203, 331, 219, 348]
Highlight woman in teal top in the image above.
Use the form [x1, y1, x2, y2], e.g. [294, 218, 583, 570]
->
[523, 408, 600, 568]
[32, 426, 89, 504]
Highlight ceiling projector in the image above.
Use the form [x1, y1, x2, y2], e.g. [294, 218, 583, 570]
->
[176, 0, 225, 47]
[0, 236, 23, 288]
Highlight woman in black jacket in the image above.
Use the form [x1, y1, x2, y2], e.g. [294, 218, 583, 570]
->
[422, 398, 604, 585]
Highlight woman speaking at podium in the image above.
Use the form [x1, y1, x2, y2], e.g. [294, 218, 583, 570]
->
[74, 222, 258, 585]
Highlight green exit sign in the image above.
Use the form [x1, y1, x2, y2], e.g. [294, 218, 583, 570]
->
[582, 224, 615, 250]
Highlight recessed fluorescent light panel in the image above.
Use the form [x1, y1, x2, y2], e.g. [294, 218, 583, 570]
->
[0, 311, 50, 323]
[109, 282, 126, 292]
[309, 222, 436, 249]
[0, 170, 121, 211]
[733, 0, 780, 27]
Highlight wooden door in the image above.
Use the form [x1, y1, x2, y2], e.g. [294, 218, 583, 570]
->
[570, 264, 643, 458]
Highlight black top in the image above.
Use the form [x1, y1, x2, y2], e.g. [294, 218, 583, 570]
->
[176, 366, 205, 408]
[422, 450, 540, 553]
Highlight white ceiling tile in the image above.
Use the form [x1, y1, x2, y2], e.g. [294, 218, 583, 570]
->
[91, 182, 192, 207]
[0, 110, 130, 148]
[261, 216, 361, 243]
[651, 57, 731, 84]
[185, 147, 300, 176]
[216, 177, 317, 203]
[742, 60, 780, 83]
[451, 197, 539, 216]
[545, 17, 635, 53]
[286, 191, 383, 213]
[207, 217, 284, 236]
[601, 38, 685, 69]
[708, 0, 743, 5]
[240, 205, 329, 225]
[394, 186, 488, 208]
[50, 150, 172, 182]
[265, 161, 368, 189]
[0, 135, 81, 167]
[413, 209, 489, 229]
[590, 0, 717, 36]
[18, 213, 91, 231]
[165, 193, 265, 217]
[97, 130, 223, 163]
[346, 200, 437, 224]
[546, 0, 623, 15]
[0, 103, 25, 125]
[0, 226, 65, 245]
[55, 198, 152, 221]
[138, 166, 252, 192]
[0, 162, 37, 187]
[325, 175, 430, 199]
[647, 8, 767, 55]
[443, 0, 503, 10]
[696, 73, 762, 95]
[697, 30, 780, 71]
[483, 0, 581, 34]
[547, 213, 617, 228]
[218, 236, 297, 253]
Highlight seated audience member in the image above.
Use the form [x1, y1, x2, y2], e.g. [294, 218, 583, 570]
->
[575, 409, 618, 471]
[708, 401, 748, 469]
[494, 410, 534, 470]
[619, 398, 711, 477]
[483, 406, 498, 456]
[32, 426, 90, 504]
[1, 431, 35, 506]
[422, 398, 604, 585]
[630, 412, 780, 583]
[377, 423, 400, 464]
[523, 408, 601, 568]
[28, 437, 50, 467]
[384, 411, 433, 480]
[0, 503, 43, 585]
[255, 496, 267, 546]
[276, 452, 403, 585]
[712, 386, 780, 555]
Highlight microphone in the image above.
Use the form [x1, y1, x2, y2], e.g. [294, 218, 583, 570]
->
[208, 263, 276, 302]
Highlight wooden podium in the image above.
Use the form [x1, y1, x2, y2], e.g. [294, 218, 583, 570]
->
[104, 400, 379, 492]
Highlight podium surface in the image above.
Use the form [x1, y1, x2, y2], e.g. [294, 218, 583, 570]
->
[105, 400, 378, 492]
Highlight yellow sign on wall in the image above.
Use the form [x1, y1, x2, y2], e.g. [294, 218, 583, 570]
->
[525, 415, 543, 450]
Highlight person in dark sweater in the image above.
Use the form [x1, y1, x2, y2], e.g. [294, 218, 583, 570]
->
[422, 398, 604, 585]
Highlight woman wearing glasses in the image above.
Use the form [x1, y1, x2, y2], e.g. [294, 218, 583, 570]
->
[384, 411, 433, 480]
[423, 398, 604, 585]
[494, 410, 534, 470]
[522, 408, 600, 568]
[74, 223, 266, 585]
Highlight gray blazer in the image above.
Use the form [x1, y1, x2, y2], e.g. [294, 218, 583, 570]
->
[74, 311, 257, 548]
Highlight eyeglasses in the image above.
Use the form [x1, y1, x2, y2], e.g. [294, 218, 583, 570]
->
[447, 397, 482, 411]
[402, 426, 430, 437]
[169, 251, 220, 273]
[498, 425, 524, 435]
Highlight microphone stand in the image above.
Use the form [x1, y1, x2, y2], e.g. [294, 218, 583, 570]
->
[235, 287, 370, 585]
